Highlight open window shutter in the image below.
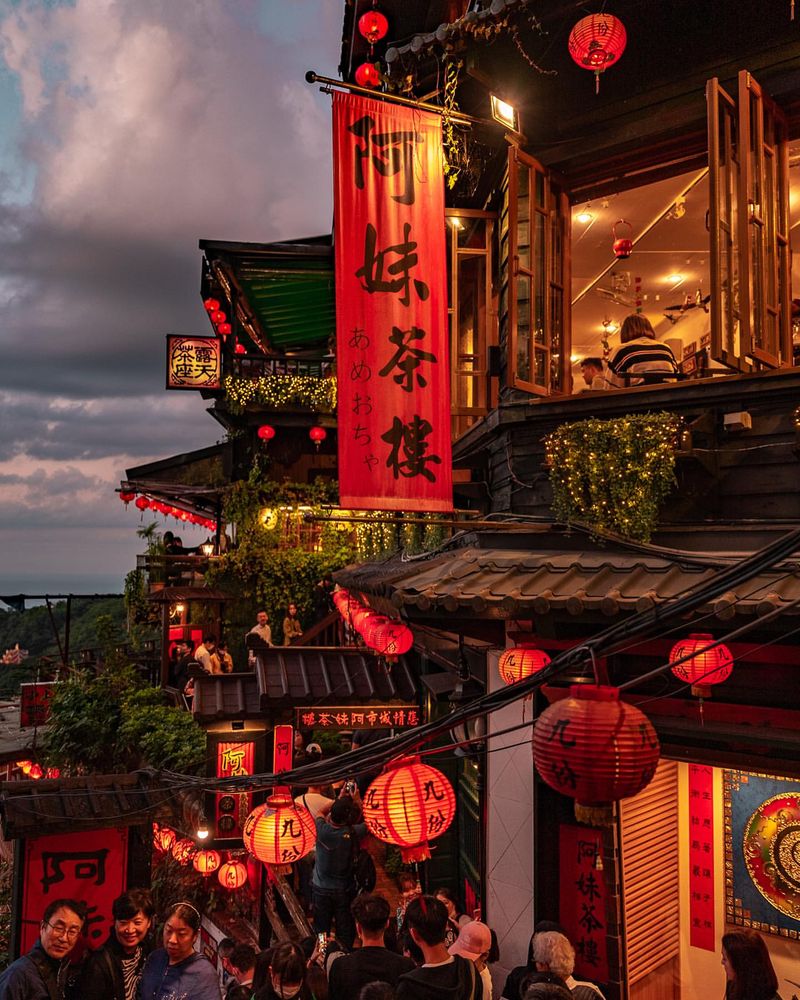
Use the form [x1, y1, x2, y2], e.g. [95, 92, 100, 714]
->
[707, 72, 790, 371]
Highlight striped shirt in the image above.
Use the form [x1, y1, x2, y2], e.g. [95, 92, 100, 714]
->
[608, 337, 679, 386]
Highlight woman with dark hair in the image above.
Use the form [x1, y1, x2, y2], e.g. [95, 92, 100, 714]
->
[255, 941, 313, 1000]
[607, 313, 679, 387]
[80, 887, 155, 1000]
[140, 902, 221, 1000]
[721, 929, 781, 1000]
[433, 888, 469, 947]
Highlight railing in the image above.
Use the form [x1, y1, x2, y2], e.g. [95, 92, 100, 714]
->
[231, 354, 334, 379]
[137, 554, 212, 589]
[291, 610, 353, 648]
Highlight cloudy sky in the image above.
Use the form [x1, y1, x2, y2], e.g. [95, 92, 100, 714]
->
[0, 0, 338, 597]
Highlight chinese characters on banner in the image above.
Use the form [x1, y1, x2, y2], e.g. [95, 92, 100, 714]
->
[688, 763, 715, 950]
[296, 705, 421, 731]
[559, 825, 609, 982]
[215, 740, 255, 841]
[20, 828, 128, 953]
[19, 682, 56, 728]
[333, 92, 452, 511]
[166, 336, 222, 390]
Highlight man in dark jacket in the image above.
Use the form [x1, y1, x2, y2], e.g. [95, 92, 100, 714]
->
[0, 898, 85, 1000]
[79, 888, 154, 1000]
[328, 894, 415, 1000]
[311, 793, 366, 949]
[396, 896, 482, 1000]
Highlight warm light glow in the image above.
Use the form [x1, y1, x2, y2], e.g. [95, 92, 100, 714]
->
[174, 603, 185, 614]
[575, 208, 594, 224]
[200, 542, 214, 556]
[666, 273, 684, 284]
[570, 354, 581, 364]
[243, 795, 316, 864]
[196, 818, 210, 841]
[218, 859, 248, 890]
[490, 95, 518, 131]
[449, 217, 464, 230]
[602, 320, 619, 334]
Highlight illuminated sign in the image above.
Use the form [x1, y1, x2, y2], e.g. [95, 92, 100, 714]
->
[166, 335, 222, 390]
[296, 705, 421, 731]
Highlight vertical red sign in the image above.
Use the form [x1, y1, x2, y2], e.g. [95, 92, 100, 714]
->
[333, 91, 452, 512]
[688, 763, 715, 950]
[559, 825, 609, 982]
[215, 740, 255, 841]
[20, 828, 128, 953]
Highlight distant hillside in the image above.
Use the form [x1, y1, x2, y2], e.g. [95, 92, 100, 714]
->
[0, 597, 125, 696]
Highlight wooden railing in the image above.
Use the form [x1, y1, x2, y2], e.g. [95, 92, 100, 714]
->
[291, 610, 354, 648]
[231, 353, 334, 379]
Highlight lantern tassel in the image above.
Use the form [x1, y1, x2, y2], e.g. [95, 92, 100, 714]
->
[574, 802, 614, 827]
[595, 70, 600, 95]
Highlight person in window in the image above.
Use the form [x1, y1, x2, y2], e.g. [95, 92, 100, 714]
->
[607, 314, 679, 387]
[80, 888, 155, 1000]
[577, 358, 609, 390]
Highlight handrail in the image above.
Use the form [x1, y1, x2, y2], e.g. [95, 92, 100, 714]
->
[231, 354, 334, 379]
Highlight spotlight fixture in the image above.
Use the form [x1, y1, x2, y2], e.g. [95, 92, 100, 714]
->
[490, 95, 518, 132]
[196, 816, 210, 841]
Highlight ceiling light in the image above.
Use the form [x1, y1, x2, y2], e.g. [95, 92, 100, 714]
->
[490, 95, 518, 132]
[570, 354, 581, 364]
[449, 217, 464, 230]
[602, 320, 619, 334]
[576, 207, 594, 224]
[666, 273, 684, 284]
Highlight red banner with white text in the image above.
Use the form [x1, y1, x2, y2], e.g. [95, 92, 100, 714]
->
[333, 92, 452, 511]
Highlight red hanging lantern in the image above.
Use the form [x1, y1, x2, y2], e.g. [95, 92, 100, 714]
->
[309, 426, 327, 450]
[218, 859, 248, 890]
[351, 607, 380, 635]
[568, 13, 626, 93]
[17, 760, 32, 774]
[234, 341, 247, 354]
[669, 633, 733, 698]
[533, 685, 660, 825]
[612, 219, 633, 259]
[243, 793, 316, 866]
[368, 620, 413, 660]
[119, 491, 136, 505]
[258, 424, 276, 442]
[153, 824, 177, 853]
[45, 767, 60, 779]
[362, 756, 456, 862]
[193, 849, 222, 875]
[498, 647, 551, 685]
[204, 297, 220, 313]
[217, 322, 232, 337]
[358, 9, 389, 44]
[354, 62, 381, 88]
[135, 496, 150, 511]
[210, 309, 226, 325]
[28, 764, 43, 780]
[171, 838, 197, 865]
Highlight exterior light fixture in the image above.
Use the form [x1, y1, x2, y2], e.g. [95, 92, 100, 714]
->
[490, 95, 518, 131]
[174, 603, 185, 615]
[576, 206, 594, 224]
[200, 542, 214, 557]
[196, 816, 210, 841]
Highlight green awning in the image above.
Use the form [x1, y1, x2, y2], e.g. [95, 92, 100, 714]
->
[239, 265, 334, 351]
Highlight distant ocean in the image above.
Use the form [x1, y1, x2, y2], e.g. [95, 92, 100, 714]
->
[0, 572, 124, 607]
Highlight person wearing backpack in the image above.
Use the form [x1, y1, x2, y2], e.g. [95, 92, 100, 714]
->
[311, 792, 366, 949]
[80, 888, 154, 1000]
[0, 898, 85, 1000]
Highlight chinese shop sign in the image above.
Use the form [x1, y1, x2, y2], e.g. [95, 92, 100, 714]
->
[333, 92, 452, 512]
[559, 825, 609, 982]
[295, 705, 421, 731]
[166, 335, 222, 390]
[19, 828, 128, 954]
[688, 763, 715, 950]
[215, 740, 255, 842]
[19, 682, 56, 728]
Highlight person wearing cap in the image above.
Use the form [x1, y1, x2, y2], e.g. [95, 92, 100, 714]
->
[449, 922, 493, 1000]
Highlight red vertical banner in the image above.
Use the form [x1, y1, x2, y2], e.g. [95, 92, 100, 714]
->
[333, 91, 452, 512]
[559, 825, 609, 982]
[688, 763, 715, 950]
[20, 828, 128, 953]
[215, 740, 255, 841]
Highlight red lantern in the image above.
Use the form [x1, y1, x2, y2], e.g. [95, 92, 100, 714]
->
[669, 633, 733, 698]
[193, 849, 222, 875]
[612, 219, 633, 259]
[309, 426, 327, 449]
[368, 620, 413, 659]
[45, 767, 60, 779]
[362, 756, 455, 862]
[351, 607, 380, 635]
[17, 760, 32, 775]
[204, 297, 220, 313]
[119, 491, 136, 504]
[358, 9, 389, 44]
[568, 13, 626, 93]
[258, 424, 276, 442]
[153, 825, 177, 853]
[533, 685, 660, 825]
[354, 62, 381, 88]
[234, 341, 247, 354]
[243, 793, 316, 865]
[217, 322, 232, 337]
[498, 647, 552, 685]
[135, 496, 150, 511]
[218, 859, 248, 890]
[28, 764, 43, 780]
[210, 309, 226, 325]
[171, 838, 197, 865]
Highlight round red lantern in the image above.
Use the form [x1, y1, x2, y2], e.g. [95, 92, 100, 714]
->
[153, 824, 177, 853]
[533, 685, 660, 825]
[217, 322, 232, 337]
[28, 764, 43, 780]
[234, 341, 247, 354]
[218, 859, 248, 890]
[258, 424, 276, 442]
[362, 756, 456, 862]
[352, 607, 381, 636]
[45, 767, 60, 779]
[368, 620, 413, 660]
[119, 491, 136, 505]
[135, 496, 150, 511]
[243, 794, 316, 865]
[498, 647, 551, 685]
[171, 838, 197, 865]
[358, 9, 389, 44]
[612, 219, 633, 259]
[309, 426, 327, 449]
[204, 297, 220, 313]
[568, 13, 626, 93]
[210, 309, 226, 325]
[669, 633, 733, 698]
[355, 62, 381, 88]
[193, 849, 222, 875]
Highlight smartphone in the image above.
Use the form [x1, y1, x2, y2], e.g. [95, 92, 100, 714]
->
[317, 932, 327, 961]
[345, 780, 357, 795]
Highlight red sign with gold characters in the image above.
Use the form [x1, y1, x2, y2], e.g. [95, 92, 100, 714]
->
[559, 825, 609, 982]
[166, 335, 222, 390]
[688, 763, 715, 950]
[19, 827, 128, 954]
[215, 740, 255, 842]
[333, 91, 452, 512]
[19, 682, 56, 728]
[296, 705, 421, 731]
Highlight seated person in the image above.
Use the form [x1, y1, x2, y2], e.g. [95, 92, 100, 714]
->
[607, 314, 679, 387]
[578, 357, 610, 390]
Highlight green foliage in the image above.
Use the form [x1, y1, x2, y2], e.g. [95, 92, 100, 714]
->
[544, 412, 680, 542]
[150, 852, 221, 920]
[0, 855, 12, 968]
[118, 688, 208, 774]
[311, 729, 345, 757]
[383, 845, 415, 880]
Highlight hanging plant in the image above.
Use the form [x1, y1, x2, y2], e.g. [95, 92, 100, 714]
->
[223, 374, 337, 415]
[544, 412, 680, 542]
[442, 58, 464, 191]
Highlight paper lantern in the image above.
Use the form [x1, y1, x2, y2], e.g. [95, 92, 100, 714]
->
[153, 824, 177, 853]
[309, 426, 327, 449]
[355, 62, 381, 88]
[243, 794, 316, 865]
[28, 764, 43, 780]
[16, 760, 32, 772]
[171, 838, 197, 865]
[258, 424, 276, 442]
[358, 9, 389, 44]
[218, 859, 248, 890]
[135, 496, 150, 511]
[367, 620, 413, 659]
[193, 849, 221, 875]
[119, 491, 136, 504]
[362, 756, 456, 862]
[498, 647, 551, 685]
[670, 633, 733, 698]
[210, 309, 226, 325]
[568, 13, 626, 93]
[533, 685, 660, 825]
[217, 322, 232, 337]
[204, 297, 220, 312]
[234, 341, 247, 354]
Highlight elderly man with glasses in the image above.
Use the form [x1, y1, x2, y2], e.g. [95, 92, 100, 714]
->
[0, 897, 85, 999]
